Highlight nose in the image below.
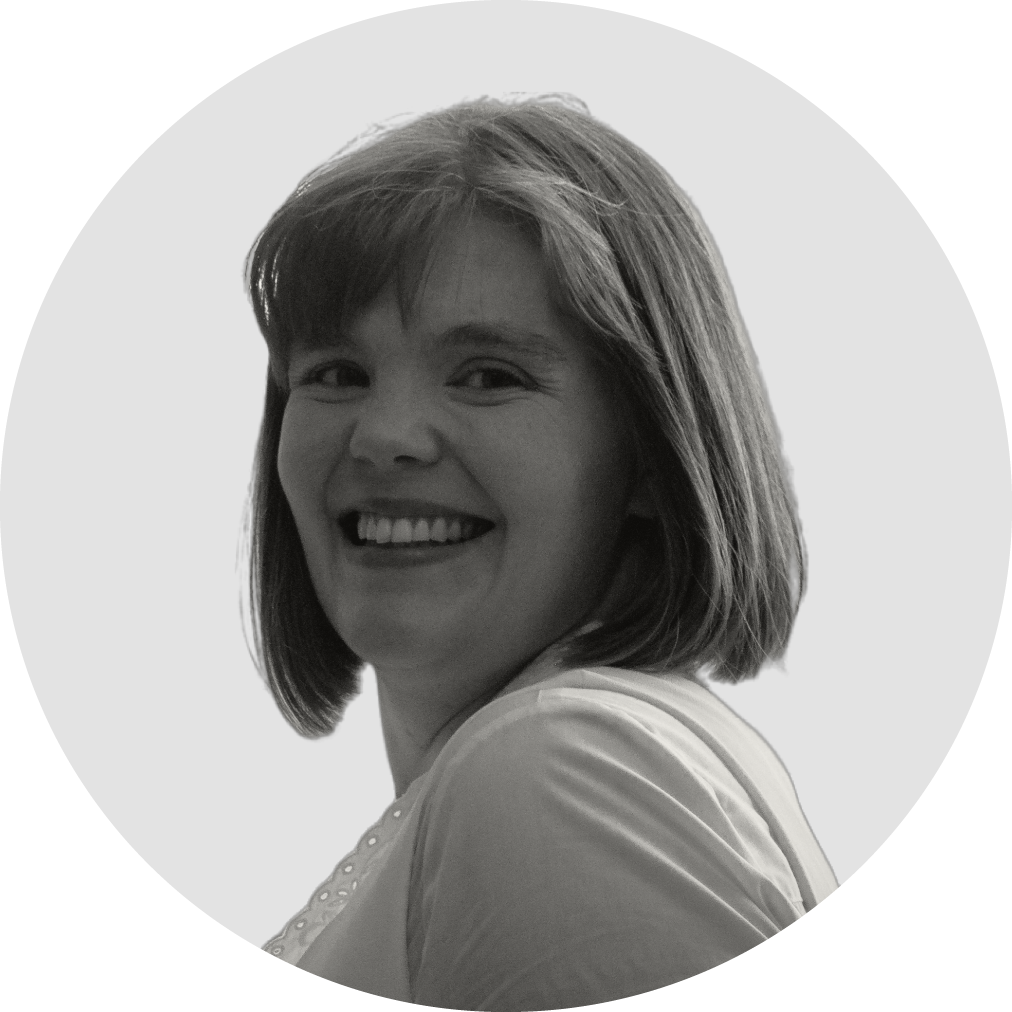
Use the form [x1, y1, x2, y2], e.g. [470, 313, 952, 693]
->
[347, 385, 441, 469]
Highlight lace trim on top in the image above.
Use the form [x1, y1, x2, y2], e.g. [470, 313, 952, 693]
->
[260, 650, 582, 964]
[262, 780, 421, 964]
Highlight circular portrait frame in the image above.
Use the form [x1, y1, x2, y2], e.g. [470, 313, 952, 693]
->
[2, 2, 1009, 1009]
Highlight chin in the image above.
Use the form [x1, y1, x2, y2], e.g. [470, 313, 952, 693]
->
[337, 616, 446, 673]
[333, 590, 485, 667]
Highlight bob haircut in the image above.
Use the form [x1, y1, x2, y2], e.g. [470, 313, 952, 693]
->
[245, 96, 805, 738]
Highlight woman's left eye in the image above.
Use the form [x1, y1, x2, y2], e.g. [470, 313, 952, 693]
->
[452, 364, 531, 392]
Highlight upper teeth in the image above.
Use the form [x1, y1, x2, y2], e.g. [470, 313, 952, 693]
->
[356, 514, 476, 545]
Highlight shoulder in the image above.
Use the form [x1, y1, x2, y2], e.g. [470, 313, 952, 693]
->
[418, 667, 780, 874]
[427, 665, 739, 798]
[407, 669, 806, 1007]
[429, 671, 691, 802]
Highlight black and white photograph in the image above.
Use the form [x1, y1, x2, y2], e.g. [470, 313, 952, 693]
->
[2, 2, 1009, 1010]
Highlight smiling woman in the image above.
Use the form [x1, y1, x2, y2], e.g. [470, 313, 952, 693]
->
[245, 96, 835, 1010]
[277, 218, 641, 794]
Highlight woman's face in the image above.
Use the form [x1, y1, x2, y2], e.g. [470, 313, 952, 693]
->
[278, 216, 636, 690]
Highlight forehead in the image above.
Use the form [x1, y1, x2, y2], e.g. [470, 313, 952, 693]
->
[303, 216, 578, 362]
[402, 216, 563, 335]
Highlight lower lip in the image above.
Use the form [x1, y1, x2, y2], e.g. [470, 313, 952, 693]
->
[341, 532, 492, 569]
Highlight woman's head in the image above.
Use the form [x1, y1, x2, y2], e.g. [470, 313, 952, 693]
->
[246, 96, 805, 737]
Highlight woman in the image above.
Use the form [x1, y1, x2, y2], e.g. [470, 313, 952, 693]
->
[247, 96, 836, 1009]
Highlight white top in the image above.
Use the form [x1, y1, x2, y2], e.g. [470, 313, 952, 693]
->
[264, 666, 836, 1009]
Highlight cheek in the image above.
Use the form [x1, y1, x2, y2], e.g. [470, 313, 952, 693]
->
[561, 397, 632, 505]
[276, 411, 306, 513]
[277, 403, 336, 527]
[493, 412, 632, 551]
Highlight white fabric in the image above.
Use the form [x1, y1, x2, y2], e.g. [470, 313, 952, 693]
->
[265, 666, 836, 1009]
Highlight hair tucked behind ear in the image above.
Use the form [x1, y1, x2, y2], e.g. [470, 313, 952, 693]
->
[244, 95, 805, 736]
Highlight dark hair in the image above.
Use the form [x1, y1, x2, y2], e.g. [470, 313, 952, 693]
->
[244, 96, 805, 737]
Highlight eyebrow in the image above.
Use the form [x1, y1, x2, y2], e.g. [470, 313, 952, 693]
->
[433, 322, 569, 365]
[308, 321, 570, 365]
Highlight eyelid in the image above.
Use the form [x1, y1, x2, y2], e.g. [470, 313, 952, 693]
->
[294, 357, 367, 387]
[452, 357, 535, 386]
[289, 354, 540, 391]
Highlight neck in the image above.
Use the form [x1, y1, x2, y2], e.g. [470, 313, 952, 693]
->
[374, 644, 564, 796]
[376, 679, 484, 797]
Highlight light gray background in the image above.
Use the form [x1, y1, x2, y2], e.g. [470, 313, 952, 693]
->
[2, 2, 1008, 948]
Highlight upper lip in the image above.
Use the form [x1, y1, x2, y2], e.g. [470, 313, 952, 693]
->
[337, 497, 496, 523]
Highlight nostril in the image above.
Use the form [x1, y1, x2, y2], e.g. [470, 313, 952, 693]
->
[348, 414, 442, 468]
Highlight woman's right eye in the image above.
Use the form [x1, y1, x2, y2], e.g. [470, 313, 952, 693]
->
[305, 362, 369, 389]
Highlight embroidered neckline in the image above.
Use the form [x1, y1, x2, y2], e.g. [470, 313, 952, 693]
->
[263, 779, 420, 963]
[261, 654, 591, 964]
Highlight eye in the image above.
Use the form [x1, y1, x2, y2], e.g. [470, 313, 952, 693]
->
[304, 361, 369, 389]
[452, 363, 532, 392]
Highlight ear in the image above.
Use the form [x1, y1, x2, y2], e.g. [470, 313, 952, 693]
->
[626, 469, 658, 519]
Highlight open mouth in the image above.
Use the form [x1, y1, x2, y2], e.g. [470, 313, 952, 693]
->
[339, 511, 496, 548]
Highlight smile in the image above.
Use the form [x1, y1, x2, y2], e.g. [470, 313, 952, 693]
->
[340, 511, 495, 547]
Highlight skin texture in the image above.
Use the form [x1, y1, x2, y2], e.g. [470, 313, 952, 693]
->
[278, 217, 640, 793]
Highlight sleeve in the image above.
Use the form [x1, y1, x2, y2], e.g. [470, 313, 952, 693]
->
[406, 692, 801, 1011]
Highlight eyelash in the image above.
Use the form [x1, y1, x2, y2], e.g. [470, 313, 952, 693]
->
[303, 362, 368, 388]
[299, 360, 535, 393]
[451, 363, 533, 391]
